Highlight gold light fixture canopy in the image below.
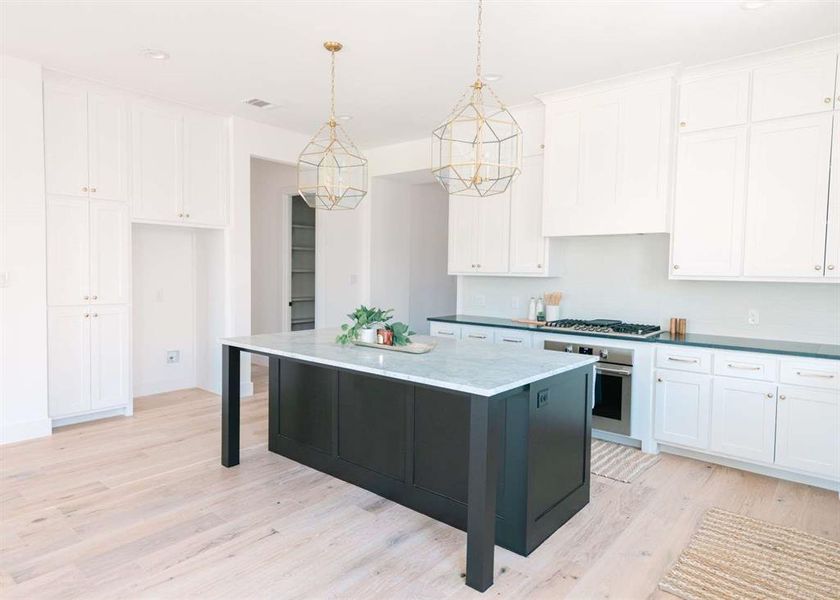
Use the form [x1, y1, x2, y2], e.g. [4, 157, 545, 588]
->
[432, 0, 522, 197]
[298, 41, 368, 210]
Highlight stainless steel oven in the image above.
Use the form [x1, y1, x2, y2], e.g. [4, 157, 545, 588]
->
[544, 341, 632, 436]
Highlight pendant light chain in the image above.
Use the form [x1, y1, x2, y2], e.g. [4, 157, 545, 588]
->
[475, 0, 483, 81]
[330, 48, 337, 121]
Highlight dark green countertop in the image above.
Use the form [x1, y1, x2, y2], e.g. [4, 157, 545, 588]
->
[428, 315, 840, 361]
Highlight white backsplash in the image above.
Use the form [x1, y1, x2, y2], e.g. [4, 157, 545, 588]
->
[458, 234, 840, 345]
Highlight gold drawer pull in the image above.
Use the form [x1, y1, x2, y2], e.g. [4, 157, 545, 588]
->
[667, 356, 699, 364]
[795, 370, 834, 379]
[727, 363, 761, 371]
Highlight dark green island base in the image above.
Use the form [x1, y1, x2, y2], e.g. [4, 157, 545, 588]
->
[221, 345, 593, 593]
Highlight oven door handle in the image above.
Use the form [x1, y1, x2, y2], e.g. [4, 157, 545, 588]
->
[595, 365, 632, 377]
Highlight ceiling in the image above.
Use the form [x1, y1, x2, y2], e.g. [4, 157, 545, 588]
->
[2, 1, 837, 147]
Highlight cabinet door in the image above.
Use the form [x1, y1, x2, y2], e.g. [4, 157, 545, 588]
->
[510, 104, 545, 157]
[775, 385, 839, 479]
[90, 199, 130, 305]
[825, 113, 840, 279]
[48, 307, 91, 417]
[509, 156, 546, 274]
[711, 378, 777, 464]
[448, 195, 477, 273]
[654, 370, 711, 450]
[475, 189, 510, 274]
[743, 114, 832, 277]
[88, 92, 128, 202]
[47, 197, 90, 306]
[90, 306, 129, 411]
[43, 83, 88, 198]
[542, 79, 672, 236]
[678, 72, 750, 133]
[183, 111, 227, 226]
[751, 53, 837, 122]
[670, 128, 747, 277]
[132, 104, 182, 222]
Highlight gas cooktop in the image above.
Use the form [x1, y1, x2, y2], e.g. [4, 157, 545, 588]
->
[542, 319, 661, 339]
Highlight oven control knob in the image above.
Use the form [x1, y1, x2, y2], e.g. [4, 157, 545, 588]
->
[564, 345, 574, 353]
[599, 349, 609, 359]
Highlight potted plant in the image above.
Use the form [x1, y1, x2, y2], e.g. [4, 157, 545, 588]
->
[336, 306, 393, 345]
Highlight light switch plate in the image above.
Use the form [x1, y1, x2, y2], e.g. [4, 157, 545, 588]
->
[166, 350, 180, 364]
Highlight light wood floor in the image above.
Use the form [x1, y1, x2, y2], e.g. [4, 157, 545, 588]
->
[2, 366, 838, 599]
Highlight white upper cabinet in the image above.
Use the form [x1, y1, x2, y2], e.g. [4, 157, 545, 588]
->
[132, 102, 183, 222]
[448, 196, 478, 273]
[542, 77, 673, 236]
[825, 113, 840, 279]
[87, 92, 128, 202]
[670, 127, 747, 277]
[132, 102, 228, 227]
[751, 53, 838, 122]
[775, 385, 839, 479]
[43, 83, 91, 198]
[474, 191, 511, 274]
[510, 104, 545, 156]
[509, 156, 547, 274]
[47, 197, 90, 306]
[89, 199, 130, 305]
[183, 111, 227, 226]
[678, 72, 750, 133]
[743, 113, 832, 278]
[43, 81, 128, 201]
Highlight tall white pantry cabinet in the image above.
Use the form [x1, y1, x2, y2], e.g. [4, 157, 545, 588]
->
[44, 78, 131, 421]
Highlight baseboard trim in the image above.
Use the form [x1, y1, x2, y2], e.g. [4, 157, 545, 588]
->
[133, 378, 197, 398]
[0, 418, 52, 445]
[659, 444, 839, 493]
[51, 407, 129, 428]
[592, 429, 642, 449]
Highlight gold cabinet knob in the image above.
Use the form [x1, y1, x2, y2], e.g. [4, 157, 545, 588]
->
[828, 265, 835, 270]
[91, 295, 98, 300]
[679, 121, 686, 127]
[657, 377, 663, 382]
[673, 264, 680, 270]
[83, 295, 89, 300]
[766, 392, 774, 398]
[178, 213, 184, 218]
[539, 143, 545, 149]
[779, 395, 786, 400]
[825, 97, 832, 104]
[90, 187, 97, 193]
[815, 265, 822, 270]
[84, 313, 90, 318]
[537, 264, 542, 268]
[81, 186, 89, 192]
[185, 213, 190, 218]
[92, 313, 98, 318]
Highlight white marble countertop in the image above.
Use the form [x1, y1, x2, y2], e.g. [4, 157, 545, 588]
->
[222, 328, 598, 396]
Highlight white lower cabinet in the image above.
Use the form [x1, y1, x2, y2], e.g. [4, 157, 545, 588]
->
[461, 325, 495, 343]
[654, 369, 711, 450]
[710, 377, 776, 464]
[429, 322, 462, 340]
[48, 305, 129, 419]
[775, 385, 839, 479]
[493, 329, 533, 347]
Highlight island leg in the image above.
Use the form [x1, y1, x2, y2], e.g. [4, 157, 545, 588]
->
[222, 344, 240, 467]
[466, 394, 502, 592]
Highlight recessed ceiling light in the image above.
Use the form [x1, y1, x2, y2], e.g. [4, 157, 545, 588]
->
[484, 73, 503, 82]
[142, 48, 170, 60]
[739, 0, 769, 10]
[337, 114, 353, 121]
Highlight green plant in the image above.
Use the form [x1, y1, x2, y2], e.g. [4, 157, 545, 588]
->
[335, 305, 394, 345]
[386, 321, 415, 346]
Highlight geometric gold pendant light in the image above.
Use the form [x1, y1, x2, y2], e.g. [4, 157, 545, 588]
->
[298, 41, 368, 210]
[431, 0, 522, 197]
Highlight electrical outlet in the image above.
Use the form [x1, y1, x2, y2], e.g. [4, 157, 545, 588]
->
[537, 389, 549, 408]
[166, 350, 180, 364]
[747, 309, 759, 326]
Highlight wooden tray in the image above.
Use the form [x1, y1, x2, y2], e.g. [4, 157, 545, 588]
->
[511, 318, 546, 327]
[353, 340, 436, 354]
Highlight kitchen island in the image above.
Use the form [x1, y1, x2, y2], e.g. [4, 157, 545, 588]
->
[220, 329, 598, 592]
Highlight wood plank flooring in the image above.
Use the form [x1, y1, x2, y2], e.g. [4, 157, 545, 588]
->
[2, 365, 838, 599]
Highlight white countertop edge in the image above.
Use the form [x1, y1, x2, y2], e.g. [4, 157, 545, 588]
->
[223, 340, 598, 397]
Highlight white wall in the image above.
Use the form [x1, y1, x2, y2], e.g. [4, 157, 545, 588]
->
[0, 55, 51, 443]
[195, 228, 225, 394]
[459, 234, 840, 344]
[132, 225, 196, 396]
[250, 158, 296, 334]
[369, 177, 456, 334]
[407, 183, 456, 334]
